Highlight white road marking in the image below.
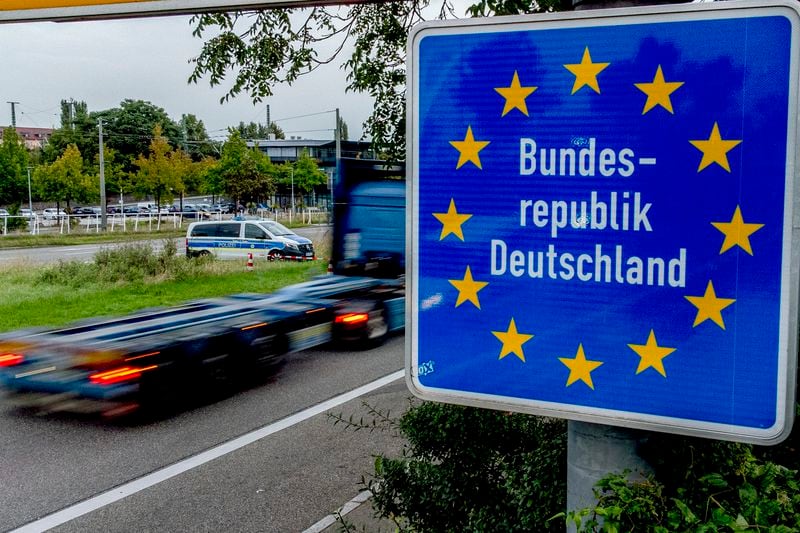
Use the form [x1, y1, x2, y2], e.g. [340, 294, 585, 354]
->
[302, 490, 373, 533]
[10, 370, 404, 533]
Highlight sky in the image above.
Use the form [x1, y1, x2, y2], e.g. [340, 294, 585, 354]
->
[0, 11, 375, 142]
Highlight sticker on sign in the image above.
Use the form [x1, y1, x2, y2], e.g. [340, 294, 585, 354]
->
[406, 1, 800, 444]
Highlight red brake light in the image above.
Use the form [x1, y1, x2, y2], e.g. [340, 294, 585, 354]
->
[89, 365, 157, 385]
[335, 313, 369, 325]
[0, 353, 24, 367]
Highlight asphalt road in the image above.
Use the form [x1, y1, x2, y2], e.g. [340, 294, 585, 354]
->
[0, 336, 407, 533]
[0, 226, 332, 266]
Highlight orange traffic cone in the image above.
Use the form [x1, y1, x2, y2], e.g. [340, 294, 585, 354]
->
[246, 252, 254, 271]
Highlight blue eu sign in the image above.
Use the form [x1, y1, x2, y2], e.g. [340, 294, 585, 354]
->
[407, 2, 800, 443]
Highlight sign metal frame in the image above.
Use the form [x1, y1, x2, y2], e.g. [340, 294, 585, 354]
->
[406, 0, 800, 444]
[0, 0, 357, 23]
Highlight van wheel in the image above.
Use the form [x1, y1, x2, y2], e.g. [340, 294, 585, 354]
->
[267, 250, 283, 261]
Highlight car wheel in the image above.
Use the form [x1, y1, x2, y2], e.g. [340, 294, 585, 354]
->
[267, 250, 283, 261]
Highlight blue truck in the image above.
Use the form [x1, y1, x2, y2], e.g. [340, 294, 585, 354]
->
[0, 158, 406, 416]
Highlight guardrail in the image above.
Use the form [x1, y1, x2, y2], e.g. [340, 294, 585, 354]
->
[1, 208, 331, 236]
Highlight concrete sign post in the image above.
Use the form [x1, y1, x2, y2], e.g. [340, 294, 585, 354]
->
[407, 1, 800, 445]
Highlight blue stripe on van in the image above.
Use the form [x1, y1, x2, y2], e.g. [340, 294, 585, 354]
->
[187, 239, 286, 251]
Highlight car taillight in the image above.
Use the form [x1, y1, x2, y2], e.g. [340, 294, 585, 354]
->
[0, 353, 24, 367]
[89, 365, 157, 385]
[335, 313, 369, 325]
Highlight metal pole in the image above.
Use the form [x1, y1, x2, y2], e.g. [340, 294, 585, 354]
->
[567, 422, 652, 531]
[564, 2, 676, 529]
[26, 166, 33, 234]
[290, 167, 295, 224]
[7, 102, 20, 128]
[98, 119, 107, 231]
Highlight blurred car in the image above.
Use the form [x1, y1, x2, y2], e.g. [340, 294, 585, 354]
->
[20, 208, 35, 218]
[42, 208, 67, 220]
[73, 206, 101, 217]
[0, 208, 9, 217]
[122, 206, 141, 214]
[181, 204, 210, 219]
[211, 203, 236, 215]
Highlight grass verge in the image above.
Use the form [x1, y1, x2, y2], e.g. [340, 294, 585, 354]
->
[0, 228, 185, 249]
[0, 241, 328, 333]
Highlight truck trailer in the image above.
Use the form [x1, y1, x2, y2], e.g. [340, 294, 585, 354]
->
[0, 158, 406, 416]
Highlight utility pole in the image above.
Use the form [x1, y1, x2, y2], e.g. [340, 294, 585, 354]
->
[26, 166, 33, 235]
[98, 119, 107, 230]
[335, 108, 341, 192]
[266, 104, 271, 139]
[7, 102, 20, 128]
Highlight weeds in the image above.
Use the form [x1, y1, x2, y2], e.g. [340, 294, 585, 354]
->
[37, 240, 210, 286]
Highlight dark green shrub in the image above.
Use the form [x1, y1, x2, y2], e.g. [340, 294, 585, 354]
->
[568, 433, 800, 532]
[366, 402, 567, 532]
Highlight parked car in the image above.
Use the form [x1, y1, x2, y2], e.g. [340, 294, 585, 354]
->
[122, 206, 141, 214]
[181, 204, 210, 220]
[211, 203, 234, 214]
[20, 208, 35, 218]
[0, 208, 9, 217]
[73, 206, 101, 217]
[42, 208, 67, 220]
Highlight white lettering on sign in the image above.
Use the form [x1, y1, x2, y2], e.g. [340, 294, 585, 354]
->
[519, 137, 635, 177]
[491, 239, 686, 287]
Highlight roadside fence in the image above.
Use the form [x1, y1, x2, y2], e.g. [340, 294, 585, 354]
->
[1, 208, 332, 237]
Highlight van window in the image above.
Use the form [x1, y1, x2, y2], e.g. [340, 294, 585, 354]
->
[259, 221, 294, 237]
[191, 223, 240, 238]
[244, 224, 268, 240]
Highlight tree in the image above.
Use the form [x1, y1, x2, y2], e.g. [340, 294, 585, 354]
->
[234, 121, 285, 140]
[276, 150, 327, 208]
[133, 125, 189, 208]
[0, 128, 30, 209]
[95, 146, 127, 210]
[97, 100, 182, 172]
[34, 144, 95, 210]
[207, 131, 275, 206]
[179, 113, 218, 161]
[337, 115, 349, 142]
[189, 1, 569, 161]
[44, 99, 97, 167]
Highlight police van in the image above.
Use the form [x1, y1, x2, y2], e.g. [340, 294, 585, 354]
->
[186, 219, 315, 261]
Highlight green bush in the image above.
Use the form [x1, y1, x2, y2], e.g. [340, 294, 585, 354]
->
[365, 402, 567, 532]
[570, 434, 800, 532]
[38, 240, 209, 286]
[362, 401, 800, 532]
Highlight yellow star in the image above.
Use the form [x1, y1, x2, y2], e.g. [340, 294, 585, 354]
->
[685, 280, 736, 329]
[564, 47, 610, 95]
[711, 205, 764, 255]
[634, 65, 684, 114]
[689, 122, 742, 172]
[559, 344, 603, 389]
[449, 126, 490, 169]
[492, 318, 534, 362]
[449, 266, 489, 309]
[432, 199, 472, 241]
[494, 71, 538, 117]
[628, 329, 676, 378]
